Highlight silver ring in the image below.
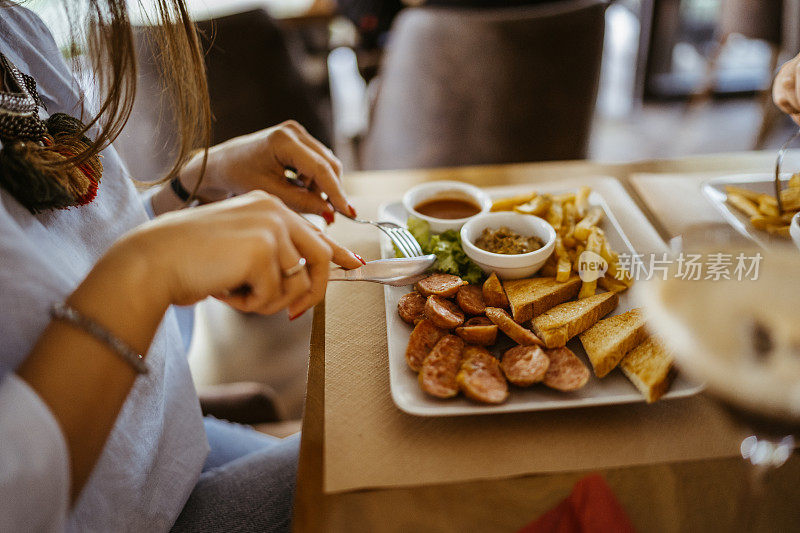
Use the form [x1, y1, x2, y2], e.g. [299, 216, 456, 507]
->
[283, 257, 307, 277]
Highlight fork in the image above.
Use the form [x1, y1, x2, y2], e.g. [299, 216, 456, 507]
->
[774, 129, 800, 215]
[345, 217, 425, 258]
[283, 166, 424, 257]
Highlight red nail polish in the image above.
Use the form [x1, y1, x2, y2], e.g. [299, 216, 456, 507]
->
[348, 204, 357, 217]
[354, 253, 367, 265]
[322, 211, 334, 225]
[289, 310, 306, 321]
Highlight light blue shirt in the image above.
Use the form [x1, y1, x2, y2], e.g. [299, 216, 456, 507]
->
[0, 7, 208, 531]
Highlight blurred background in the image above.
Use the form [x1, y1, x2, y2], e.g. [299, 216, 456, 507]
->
[28, 0, 800, 173]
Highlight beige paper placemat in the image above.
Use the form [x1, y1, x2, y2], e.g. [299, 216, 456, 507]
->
[323, 193, 748, 495]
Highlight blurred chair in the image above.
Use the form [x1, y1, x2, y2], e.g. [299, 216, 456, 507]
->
[114, 8, 331, 182]
[688, 0, 784, 148]
[359, 0, 608, 171]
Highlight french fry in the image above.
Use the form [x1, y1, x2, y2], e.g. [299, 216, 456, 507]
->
[514, 195, 552, 217]
[556, 258, 572, 282]
[766, 224, 791, 238]
[551, 192, 576, 204]
[780, 187, 800, 211]
[577, 229, 603, 298]
[724, 185, 762, 203]
[598, 274, 629, 293]
[790, 173, 800, 189]
[546, 201, 563, 230]
[573, 206, 603, 241]
[750, 213, 797, 230]
[491, 192, 537, 212]
[726, 192, 761, 218]
[574, 186, 591, 217]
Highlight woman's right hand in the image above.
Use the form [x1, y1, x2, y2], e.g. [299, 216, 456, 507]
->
[112, 190, 364, 319]
[774, 52, 800, 125]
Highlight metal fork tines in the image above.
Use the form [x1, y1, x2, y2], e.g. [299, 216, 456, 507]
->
[774, 129, 800, 215]
[347, 217, 424, 257]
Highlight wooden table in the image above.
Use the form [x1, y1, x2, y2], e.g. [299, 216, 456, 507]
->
[294, 152, 800, 533]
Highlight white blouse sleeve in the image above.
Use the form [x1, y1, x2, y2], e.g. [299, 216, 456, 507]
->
[0, 374, 69, 533]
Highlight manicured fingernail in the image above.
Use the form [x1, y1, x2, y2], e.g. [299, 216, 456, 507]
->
[348, 204, 357, 217]
[289, 310, 306, 321]
[354, 253, 366, 265]
[322, 211, 334, 225]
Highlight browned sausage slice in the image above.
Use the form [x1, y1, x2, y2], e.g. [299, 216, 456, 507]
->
[464, 316, 492, 327]
[543, 346, 591, 391]
[397, 291, 426, 325]
[424, 295, 465, 329]
[501, 345, 550, 386]
[419, 335, 464, 398]
[416, 273, 467, 298]
[482, 272, 509, 308]
[457, 346, 509, 404]
[405, 319, 447, 372]
[456, 285, 486, 315]
[485, 307, 544, 346]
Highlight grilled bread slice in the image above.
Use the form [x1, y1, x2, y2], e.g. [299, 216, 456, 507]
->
[503, 275, 581, 323]
[579, 308, 648, 378]
[530, 292, 618, 348]
[619, 337, 674, 403]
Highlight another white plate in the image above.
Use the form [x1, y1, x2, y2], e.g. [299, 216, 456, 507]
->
[701, 173, 791, 249]
[380, 176, 704, 417]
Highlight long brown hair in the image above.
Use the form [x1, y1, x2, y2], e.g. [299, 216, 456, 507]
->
[11, 0, 212, 188]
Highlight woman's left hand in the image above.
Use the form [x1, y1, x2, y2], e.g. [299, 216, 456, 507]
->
[178, 120, 355, 223]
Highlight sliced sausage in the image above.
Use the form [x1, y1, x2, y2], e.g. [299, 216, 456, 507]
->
[485, 307, 544, 346]
[501, 345, 550, 386]
[456, 285, 486, 315]
[397, 291, 426, 325]
[416, 273, 467, 298]
[482, 272, 509, 309]
[543, 346, 591, 392]
[424, 295, 465, 329]
[464, 316, 492, 327]
[405, 319, 447, 372]
[419, 335, 464, 398]
[455, 323, 498, 346]
[457, 346, 509, 404]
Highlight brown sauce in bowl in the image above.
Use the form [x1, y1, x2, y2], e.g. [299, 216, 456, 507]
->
[414, 197, 481, 219]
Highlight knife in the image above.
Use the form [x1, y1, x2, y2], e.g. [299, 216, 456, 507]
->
[329, 255, 436, 285]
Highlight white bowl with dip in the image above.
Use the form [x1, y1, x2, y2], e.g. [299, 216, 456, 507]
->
[402, 181, 492, 233]
[791, 212, 800, 251]
[460, 212, 556, 280]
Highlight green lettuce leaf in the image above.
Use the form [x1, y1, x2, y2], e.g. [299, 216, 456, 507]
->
[399, 216, 486, 284]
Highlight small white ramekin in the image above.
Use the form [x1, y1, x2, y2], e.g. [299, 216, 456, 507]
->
[402, 181, 491, 233]
[460, 212, 556, 280]
[791, 212, 800, 251]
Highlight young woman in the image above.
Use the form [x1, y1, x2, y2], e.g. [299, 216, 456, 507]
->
[0, 2, 362, 531]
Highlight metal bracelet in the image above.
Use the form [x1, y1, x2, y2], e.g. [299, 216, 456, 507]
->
[50, 302, 149, 375]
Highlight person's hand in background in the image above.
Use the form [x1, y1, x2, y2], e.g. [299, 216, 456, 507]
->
[177, 120, 355, 224]
[774, 52, 800, 125]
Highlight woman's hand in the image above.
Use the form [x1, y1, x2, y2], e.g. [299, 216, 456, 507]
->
[118, 190, 363, 318]
[177, 121, 354, 223]
[774, 53, 800, 125]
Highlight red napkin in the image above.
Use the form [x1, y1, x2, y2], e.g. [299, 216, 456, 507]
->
[518, 474, 636, 533]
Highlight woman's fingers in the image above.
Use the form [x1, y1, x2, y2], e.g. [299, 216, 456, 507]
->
[282, 121, 344, 179]
[276, 128, 351, 215]
[317, 230, 365, 269]
[270, 179, 334, 220]
[257, 223, 312, 315]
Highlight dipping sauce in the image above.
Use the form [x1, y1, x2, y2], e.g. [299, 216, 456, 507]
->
[414, 197, 482, 219]
[474, 226, 543, 255]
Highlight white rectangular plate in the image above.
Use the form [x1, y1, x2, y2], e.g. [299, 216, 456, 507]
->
[701, 173, 791, 249]
[380, 176, 703, 417]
